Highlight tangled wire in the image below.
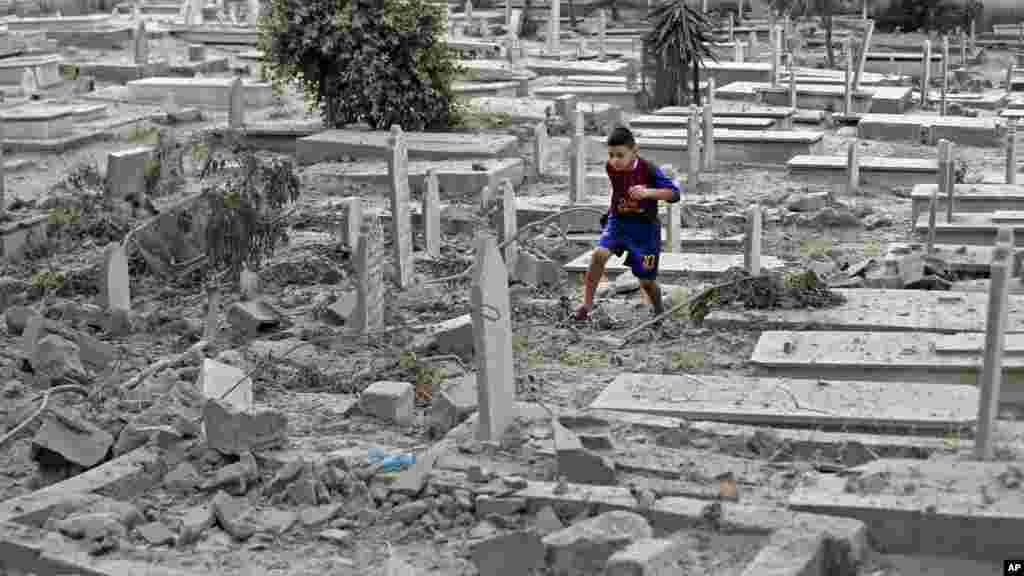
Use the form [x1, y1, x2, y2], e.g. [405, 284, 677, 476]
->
[688, 269, 847, 323]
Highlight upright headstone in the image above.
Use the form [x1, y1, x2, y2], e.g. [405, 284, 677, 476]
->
[921, 40, 932, 110]
[188, 0, 203, 26]
[204, 284, 220, 342]
[663, 167, 680, 253]
[787, 62, 797, 109]
[728, 13, 735, 43]
[341, 197, 362, 250]
[969, 18, 976, 53]
[687, 108, 700, 192]
[847, 140, 860, 194]
[975, 227, 1013, 460]
[1009, 119, 1019, 186]
[547, 0, 559, 55]
[353, 214, 385, 334]
[228, 3, 240, 24]
[744, 205, 761, 275]
[133, 20, 148, 66]
[747, 30, 758, 60]
[937, 139, 954, 222]
[941, 36, 950, 116]
[554, 94, 577, 123]
[505, 0, 511, 30]
[853, 19, 874, 92]
[843, 38, 853, 116]
[248, 0, 260, 26]
[188, 43, 206, 62]
[926, 186, 938, 254]
[598, 9, 607, 61]
[733, 41, 744, 63]
[101, 242, 131, 311]
[533, 122, 548, 179]
[500, 178, 518, 267]
[387, 125, 413, 289]
[471, 233, 515, 441]
[20, 68, 36, 97]
[959, 29, 967, 68]
[569, 109, 586, 204]
[465, 0, 473, 20]
[106, 147, 151, 206]
[228, 77, 244, 130]
[0, 123, 5, 217]
[239, 265, 260, 299]
[770, 26, 780, 86]
[702, 93, 715, 170]
[423, 169, 442, 259]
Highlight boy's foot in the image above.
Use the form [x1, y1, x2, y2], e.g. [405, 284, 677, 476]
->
[573, 304, 591, 321]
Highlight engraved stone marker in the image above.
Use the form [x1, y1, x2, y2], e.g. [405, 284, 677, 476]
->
[423, 169, 442, 259]
[500, 178, 517, 267]
[228, 77, 244, 129]
[471, 232, 516, 441]
[101, 242, 131, 311]
[387, 125, 413, 288]
[353, 215, 385, 334]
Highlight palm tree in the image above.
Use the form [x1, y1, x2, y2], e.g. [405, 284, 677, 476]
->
[646, 0, 718, 107]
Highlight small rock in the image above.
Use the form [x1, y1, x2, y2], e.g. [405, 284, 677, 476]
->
[163, 461, 201, 494]
[787, 192, 828, 213]
[360, 381, 414, 425]
[468, 520, 500, 540]
[475, 496, 526, 517]
[863, 213, 892, 230]
[468, 465, 493, 483]
[533, 506, 564, 536]
[391, 500, 430, 523]
[286, 471, 321, 507]
[56, 512, 126, 541]
[319, 528, 351, 545]
[203, 452, 259, 495]
[31, 334, 86, 381]
[5, 305, 39, 335]
[502, 475, 528, 490]
[136, 521, 176, 546]
[176, 505, 215, 546]
[30, 412, 113, 470]
[577, 434, 614, 451]
[471, 530, 546, 576]
[542, 510, 654, 575]
[299, 504, 342, 528]
[211, 491, 259, 541]
[202, 399, 288, 455]
[226, 299, 280, 334]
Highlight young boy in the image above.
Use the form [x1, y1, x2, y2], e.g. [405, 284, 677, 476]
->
[574, 126, 682, 321]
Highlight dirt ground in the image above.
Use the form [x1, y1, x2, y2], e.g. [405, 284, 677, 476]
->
[0, 29, 1018, 576]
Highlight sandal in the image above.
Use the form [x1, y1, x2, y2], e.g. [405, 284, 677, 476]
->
[573, 304, 591, 321]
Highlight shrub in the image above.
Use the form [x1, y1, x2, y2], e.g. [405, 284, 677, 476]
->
[259, 0, 462, 131]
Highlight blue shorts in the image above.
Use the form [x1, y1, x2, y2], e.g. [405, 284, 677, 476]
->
[597, 216, 661, 280]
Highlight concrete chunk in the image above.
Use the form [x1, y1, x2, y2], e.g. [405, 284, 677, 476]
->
[542, 510, 653, 576]
[604, 537, 688, 576]
[30, 412, 113, 469]
[226, 299, 280, 334]
[553, 421, 617, 486]
[360, 380, 414, 425]
[471, 530, 547, 576]
[432, 373, 478, 434]
[202, 399, 288, 455]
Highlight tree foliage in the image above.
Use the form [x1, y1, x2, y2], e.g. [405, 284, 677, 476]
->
[645, 0, 717, 107]
[875, 0, 983, 34]
[258, 0, 462, 131]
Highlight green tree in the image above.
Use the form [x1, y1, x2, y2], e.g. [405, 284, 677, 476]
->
[258, 0, 462, 130]
[646, 0, 717, 107]
[770, 0, 837, 68]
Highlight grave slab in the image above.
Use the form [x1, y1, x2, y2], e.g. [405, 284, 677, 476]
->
[206, 119, 324, 154]
[629, 114, 776, 131]
[168, 26, 258, 46]
[522, 58, 628, 77]
[453, 80, 520, 98]
[0, 105, 74, 140]
[125, 77, 273, 108]
[295, 129, 519, 164]
[787, 155, 937, 189]
[883, 242, 1022, 275]
[596, 130, 824, 167]
[307, 157, 524, 198]
[858, 114, 1003, 147]
[716, 81, 875, 112]
[564, 249, 784, 281]
[0, 214, 49, 262]
[0, 55, 62, 87]
[565, 230, 745, 253]
[705, 288, 1024, 333]
[750, 330, 1024, 405]
[788, 458, 1024, 560]
[469, 96, 616, 124]
[652, 105, 795, 120]
[532, 85, 644, 111]
[73, 60, 171, 83]
[909, 183, 1024, 221]
[925, 90, 1008, 110]
[588, 373, 977, 432]
[912, 212, 1024, 246]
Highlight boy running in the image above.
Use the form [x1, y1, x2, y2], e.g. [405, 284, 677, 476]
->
[574, 126, 682, 321]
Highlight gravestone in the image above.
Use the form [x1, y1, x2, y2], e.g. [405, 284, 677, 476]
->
[100, 242, 131, 311]
[847, 140, 860, 194]
[106, 147, 152, 206]
[744, 204, 762, 274]
[976, 228, 1013, 459]
[387, 125, 413, 288]
[663, 166, 680, 252]
[204, 285, 220, 342]
[702, 82, 715, 170]
[533, 122, 548, 179]
[133, 20, 148, 66]
[1007, 118, 1017, 186]
[188, 44, 205, 63]
[20, 68, 36, 97]
[500, 178, 517, 267]
[471, 233, 516, 441]
[248, 0, 260, 25]
[547, 0, 559, 55]
[597, 10, 607, 61]
[921, 40, 932, 110]
[188, 0, 203, 26]
[570, 109, 586, 203]
[228, 76, 244, 130]
[353, 214, 385, 334]
[340, 197, 362, 250]
[423, 169, 442, 259]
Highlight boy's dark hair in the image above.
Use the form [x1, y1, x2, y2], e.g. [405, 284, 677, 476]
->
[607, 126, 636, 148]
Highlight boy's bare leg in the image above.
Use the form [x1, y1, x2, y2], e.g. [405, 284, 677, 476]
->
[640, 279, 664, 316]
[581, 248, 611, 312]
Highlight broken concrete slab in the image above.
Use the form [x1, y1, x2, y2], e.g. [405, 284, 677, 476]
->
[226, 299, 280, 334]
[552, 420, 617, 485]
[564, 250, 785, 282]
[30, 411, 113, 470]
[588, 372, 977, 432]
[704, 288, 1024, 333]
[909, 183, 1024, 221]
[202, 399, 288, 455]
[471, 529, 547, 576]
[789, 457, 1024, 561]
[750, 330, 1024, 405]
[542, 510, 653, 575]
[296, 129, 520, 164]
[432, 373, 479, 435]
[197, 358, 252, 411]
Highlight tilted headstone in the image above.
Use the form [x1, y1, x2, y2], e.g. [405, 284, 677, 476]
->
[423, 169, 442, 259]
[100, 242, 131, 311]
[744, 204, 762, 275]
[569, 109, 586, 204]
[500, 178, 517, 267]
[533, 122, 548, 179]
[133, 20, 149, 66]
[106, 147, 152, 205]
[228, 77, 244, 129]
[353, 214, 385, 334]
[976, 228, 1014, 460]
[470, 232, 516, 441]
[387, 125, 413, 289]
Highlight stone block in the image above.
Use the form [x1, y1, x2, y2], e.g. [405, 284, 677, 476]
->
[197, 358, 252, 411]
[543, 510, 654, 576]
[105, 147, 151, 205]
[30, 412, 113, 470]
[604, 537, 689, 576]
[323, 291, 357, 326]
[360, 380, 414, 425]
[413, 314, 474, 356]
[472, 530, 547, 576]
[432, 373, 478, 434]
[188, 44, 205, 62]
[226, 299, 280, 334]
[553, 421, 617, 486]
[202, 399, 288, 455]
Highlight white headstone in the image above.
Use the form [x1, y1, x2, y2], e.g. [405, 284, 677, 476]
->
[744, 204, 762, 275]
[189, 0, 203, 25]
[570, 109, 586, 203]
[500, 178, 517, 267]
[387, 125, 413, 289]
[598, 9, 607, 60]
[20, 68, 36, 97]
[228, 77, 244, 129]
[471, 233, 516, 441]
[341, 197, 362, 250]
[423, 169, 442, 259]
[547, 0, 560, 55]
[533, 122, 548, 179]
[353, 214, 385, 334]
[248, 0, 260, 26]
[228, 3, 240, 24]
[239, 265, 260, 299]
[133, 20, 149, 66]
[101, 242, 131, 311]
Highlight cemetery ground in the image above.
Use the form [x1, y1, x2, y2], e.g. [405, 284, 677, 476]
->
[0, 24, 1023, 576]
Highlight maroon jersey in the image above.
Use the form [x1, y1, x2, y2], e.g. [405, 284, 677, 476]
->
[606, 157, 659, 221]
